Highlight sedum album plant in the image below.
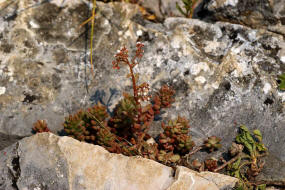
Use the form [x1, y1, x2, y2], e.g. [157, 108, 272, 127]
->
[62, 42, 196, 164]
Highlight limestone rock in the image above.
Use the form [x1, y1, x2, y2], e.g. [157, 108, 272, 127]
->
[0, 133, 238, 190]
[167, 166, 239, 190]
[139, 0, 183, 19]
[168, 167, 220, 190]
[139, 0, 205, 20]
[0, 0, 285, 185]
[196, 170, 240, 190]
[0, 0, 142, 137]
[202, 0, 285, 30]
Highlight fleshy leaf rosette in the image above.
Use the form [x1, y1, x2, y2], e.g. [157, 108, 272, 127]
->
[63, 110, 87, 141]
[204, 136, 222, 152]
[32, 120, 50, 133]
[159, 116, 195, 155]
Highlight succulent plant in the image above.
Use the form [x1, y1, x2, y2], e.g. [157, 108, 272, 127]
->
[141, 141, 159, 160]
[192, 159, 202, 167]
[96, 128, 121, 153]
[63, 102, 109, 143]
[159, 116, 195, 155]
[153, 85, 175, 110]
[109, 93, 139, 130]
[87, 102, 109, 122]
[205, 158, 218, 172]
[204, 136, 222, 152]
[158, 133, 175, 152]
[54, 44, 223, 171]
[157, 150, 181, 164]
[162, 116, 190, 135]
[31, 43, 271, 189]
[175, 134, 195, 154]
[32, 120, 50, 133]
[63, 110, 88, 141]
[139, 104, 154, 125]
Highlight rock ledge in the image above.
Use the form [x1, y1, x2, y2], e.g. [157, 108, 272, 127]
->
[0, 133, 238, 190]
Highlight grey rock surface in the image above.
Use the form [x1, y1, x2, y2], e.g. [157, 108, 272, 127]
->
[140, 0, 285, 34]
[0, 133, 238, 190]
[139, 0, 184, 19]
[203, 0, 285, 31]
[0, 0, 285, 185]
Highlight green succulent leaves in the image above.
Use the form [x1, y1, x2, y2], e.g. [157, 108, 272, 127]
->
[160, 116, 195, 155]
[204, 136, 222, 152]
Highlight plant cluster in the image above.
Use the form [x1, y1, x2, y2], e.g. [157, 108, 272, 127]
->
[32, 120, 50, 133]
[182, 136, 222, 171]
[57, 43, 225, 165]
[227, 126, 268, 190]
[32, 44, 269, 189]
[62, 43, 196, 164]
[184, 126, 268, 189]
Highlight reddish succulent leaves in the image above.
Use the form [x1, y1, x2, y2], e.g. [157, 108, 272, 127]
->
[159, 85, 175, 108]
[205, 158, 218, 172]
[159, 116, 195, 156]
[32, 120, 50, 133]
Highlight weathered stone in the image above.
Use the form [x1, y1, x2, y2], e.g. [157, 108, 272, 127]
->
[0, 133, 238, 190]
[0, 0, 142, 137]
[167, 166, 238, 190]
[195, 170, 239, 190]
[0, 0, 285, 185]
[168, 167, 219, 190]
[201, 0, 285, 30]
[139, 0, 182, 19]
